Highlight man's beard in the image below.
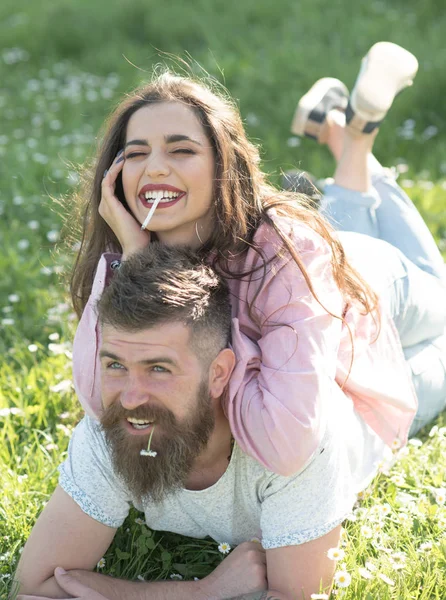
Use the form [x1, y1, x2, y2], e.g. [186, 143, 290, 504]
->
[100, 380, 215, 504]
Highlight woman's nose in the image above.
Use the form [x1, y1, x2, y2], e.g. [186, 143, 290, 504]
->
[145, 151, 170, 178]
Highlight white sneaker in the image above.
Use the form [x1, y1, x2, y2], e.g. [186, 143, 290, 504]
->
[347, 42, 419, 133]
[291, 77, 349, 141]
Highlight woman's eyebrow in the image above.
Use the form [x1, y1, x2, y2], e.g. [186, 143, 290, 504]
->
[124, 135, 202, 148]
[125, 139, 149, 148]
[165, 134, 202, 146]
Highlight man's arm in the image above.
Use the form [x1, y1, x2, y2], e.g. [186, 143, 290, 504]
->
[265, 525, 342, 599]
[14, 485, 117, 598]
[16, 496, 270, 600]
[60, 541, 269, 600]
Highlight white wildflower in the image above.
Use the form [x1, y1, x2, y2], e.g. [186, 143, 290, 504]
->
[360, 525, 373, 539]
[418, 542, 433, 552]
[17, 239, 30, 250]
[378, 573, 395, 586]
[47, 230, 60, 243]
[218, 542, 231, 554]
[334, 571, 351, 588]
[435, 489, 446, 505]
[408, 438, 423, 447]
[429, 425, 439, 437]
[390, 474, 406, 486]
[358, 567, 373, 580]
[327, 547, 345, 561]
[50, 380, 72, 393]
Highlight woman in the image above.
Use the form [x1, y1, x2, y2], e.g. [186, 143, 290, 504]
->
[70, 43, 441, 479]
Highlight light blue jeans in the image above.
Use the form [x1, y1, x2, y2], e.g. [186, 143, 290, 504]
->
[320, 162, 446, 435]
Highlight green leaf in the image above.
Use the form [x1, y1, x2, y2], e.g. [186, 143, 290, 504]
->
[115, 548, 131, 560]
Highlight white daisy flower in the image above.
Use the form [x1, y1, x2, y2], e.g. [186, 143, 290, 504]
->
[140, 449, 157, 457]
[418, 542, 433, 552]
[327, 547, 345, 561]
[390, 474, 406, 486]
[391, 438, 402, 450]
[218, 542, 231, 555]
[97, 558, 106, 569]
[334, 570, 351, 588]
[435, 489, 446, 505]
[360, 525, 373, 539]
[310, 594, 329, 599]
[170, 573, 183, 580]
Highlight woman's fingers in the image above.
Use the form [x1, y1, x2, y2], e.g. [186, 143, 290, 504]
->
[101, 150, 124, 196]
[99, 151, 151, 258]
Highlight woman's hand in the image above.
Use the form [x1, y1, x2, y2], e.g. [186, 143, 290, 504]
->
[99, 151, 151, 260]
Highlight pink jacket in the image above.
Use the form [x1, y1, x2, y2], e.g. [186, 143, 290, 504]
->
[73, 212, 417, 476]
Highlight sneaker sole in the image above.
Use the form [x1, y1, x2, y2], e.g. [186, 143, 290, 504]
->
[350, 42, 419, 123]
[291, 77, 349, 139]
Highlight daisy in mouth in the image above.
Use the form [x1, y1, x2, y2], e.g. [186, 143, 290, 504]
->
[140, 424, 157, 457]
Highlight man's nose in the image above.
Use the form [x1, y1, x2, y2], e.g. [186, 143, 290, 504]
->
[120, 376, 150, 411]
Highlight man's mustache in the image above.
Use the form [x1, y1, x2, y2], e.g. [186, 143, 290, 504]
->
[101, 401, 176, 427]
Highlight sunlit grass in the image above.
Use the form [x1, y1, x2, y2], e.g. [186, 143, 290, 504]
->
[1, 0, 445, 597]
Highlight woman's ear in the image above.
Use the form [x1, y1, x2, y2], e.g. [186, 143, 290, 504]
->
[208, 348, 235, 399]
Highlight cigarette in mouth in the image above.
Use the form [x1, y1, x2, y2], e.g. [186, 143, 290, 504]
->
[141, 194, 162, 231]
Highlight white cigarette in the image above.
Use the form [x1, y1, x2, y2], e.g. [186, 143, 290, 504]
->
[141, 192, 162, 231]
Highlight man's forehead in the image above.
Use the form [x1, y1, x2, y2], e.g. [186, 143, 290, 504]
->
[100, 321, 192, 354]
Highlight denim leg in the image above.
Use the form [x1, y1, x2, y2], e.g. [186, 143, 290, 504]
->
[320, 183, 381, 238]
[371, 169, 445, 279]
[322, 166, 445, 280]
[406, 334, 446, 436]
[338, 231, 446, 347]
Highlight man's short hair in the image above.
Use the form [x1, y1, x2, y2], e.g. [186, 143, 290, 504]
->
[97, 243, 232, 364]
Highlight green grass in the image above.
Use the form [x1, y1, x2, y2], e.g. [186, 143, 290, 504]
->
[0, 0, 445, 598]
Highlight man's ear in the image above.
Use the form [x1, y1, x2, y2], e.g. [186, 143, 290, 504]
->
[208, 348, 235, 399]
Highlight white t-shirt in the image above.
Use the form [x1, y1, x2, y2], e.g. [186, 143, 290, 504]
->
[59, 390, 388, 549]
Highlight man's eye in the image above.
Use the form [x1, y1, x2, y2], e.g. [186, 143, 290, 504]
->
[152, 365, 169, 373]
[108, 361, 124, 370]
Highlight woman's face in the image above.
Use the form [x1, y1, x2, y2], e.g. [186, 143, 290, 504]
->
[122, 102, 215, 248]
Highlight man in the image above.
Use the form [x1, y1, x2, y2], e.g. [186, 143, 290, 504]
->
[15, 244, 387, 600]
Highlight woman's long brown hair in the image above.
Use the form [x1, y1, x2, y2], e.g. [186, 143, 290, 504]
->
[68, 70, 379, 358]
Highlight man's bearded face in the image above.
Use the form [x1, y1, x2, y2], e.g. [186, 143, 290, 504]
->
[101, 379, 215, 503]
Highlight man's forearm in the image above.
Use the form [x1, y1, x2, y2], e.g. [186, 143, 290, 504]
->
[69, 569, 206, 600]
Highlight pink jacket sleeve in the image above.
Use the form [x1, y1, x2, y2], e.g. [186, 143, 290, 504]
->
[72, 253, 121, 418]
[225, 227, 345, 476]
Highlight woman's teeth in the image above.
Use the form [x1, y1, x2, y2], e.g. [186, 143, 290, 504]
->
[127, 417, 154, 430]
[144, 190, 180, 203]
